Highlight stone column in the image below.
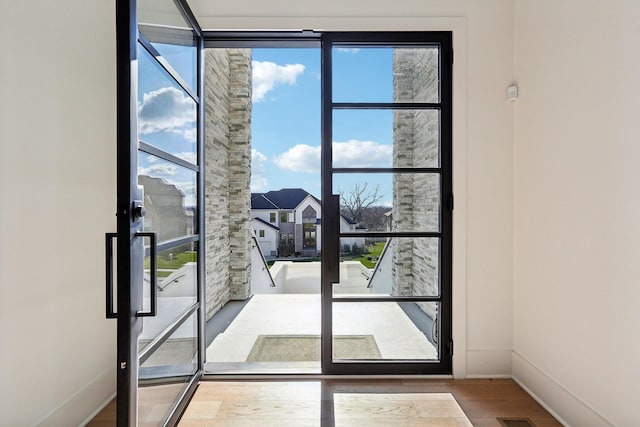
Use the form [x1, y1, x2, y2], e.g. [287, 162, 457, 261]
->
[227, 49, 252, 301]
[392, 48, 440, 317]
[204, 48, 252, 320]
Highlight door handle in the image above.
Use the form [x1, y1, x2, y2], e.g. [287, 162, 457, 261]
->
[105, 233, 117, 319]
[136, 231, 157, 317]
[326, 194, 340, 284]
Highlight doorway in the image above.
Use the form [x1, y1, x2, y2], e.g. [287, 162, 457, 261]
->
[114, 1, 452, 423]
[200, 33, 452, 375]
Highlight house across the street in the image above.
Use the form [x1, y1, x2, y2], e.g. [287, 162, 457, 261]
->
[251, 188, 363, 257]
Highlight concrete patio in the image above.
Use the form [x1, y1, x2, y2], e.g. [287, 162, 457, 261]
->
[205, 294, 437, 373]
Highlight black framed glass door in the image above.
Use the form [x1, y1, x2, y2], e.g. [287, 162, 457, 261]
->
[114, 0, 204, 425]
[320, 32, 453, 374]
[199, 31, 452, 375]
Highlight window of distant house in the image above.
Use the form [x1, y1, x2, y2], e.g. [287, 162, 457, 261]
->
[303, 223, 316, 248]
[259, 230, 265, 237]
[269, 213, 276, 222]
[280, 212, 288, 223]
[302, 206, 316, 223]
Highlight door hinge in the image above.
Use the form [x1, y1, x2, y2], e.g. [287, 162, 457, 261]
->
[447, 339, 454, 356]
[448, 193, 454, 211]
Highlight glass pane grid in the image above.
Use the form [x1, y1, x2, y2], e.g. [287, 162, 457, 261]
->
[138, 0, 198, 92]
[336, 237, 441, 298]
[137, 44, 197, 159]
[331, 108, 441, 169]
[332, 46, 440, 103]
[334, 173, 441, 233]
[331, 301, 440, 361]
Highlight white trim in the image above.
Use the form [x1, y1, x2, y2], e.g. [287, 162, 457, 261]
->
[35, 367, 115, 427]
[207, 16, 469, 377]
[512, 351, 615, 427]
[465, 349, 512, 376]
[448, 17, 468, 380]
[79, 393, 116, 427]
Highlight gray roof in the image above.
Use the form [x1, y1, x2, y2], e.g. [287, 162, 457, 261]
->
[252, 217, 280, 230]
[251, 188, 319, 210]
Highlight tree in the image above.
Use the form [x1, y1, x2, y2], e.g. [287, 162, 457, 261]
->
[339, 183, 384, 224]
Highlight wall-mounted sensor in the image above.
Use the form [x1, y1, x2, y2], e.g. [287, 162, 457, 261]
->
[507, 83, 519, 102]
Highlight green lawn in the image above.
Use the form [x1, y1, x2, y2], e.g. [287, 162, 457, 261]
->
[144, 251, 197, 270]
[346, 242, 386, 268]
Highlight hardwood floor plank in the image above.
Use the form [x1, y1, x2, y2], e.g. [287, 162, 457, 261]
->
[457, 399, 554, 418]
[214, 399, 321, 419]
[88, 379, 564, 426]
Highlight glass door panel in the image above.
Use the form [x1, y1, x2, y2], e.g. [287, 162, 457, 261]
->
[138, 0, 198, 91]
[115, 0, 202, 425]
[137, 45, 197, 159]
[332, 109, 441, 168]
[332, 301, 440, 361]
[321, 32, 452, 374]
[332, 46, 440, 103]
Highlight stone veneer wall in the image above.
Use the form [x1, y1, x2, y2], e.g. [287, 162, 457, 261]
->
[204, 49, 252, 321]
[392, 48, 440, 319]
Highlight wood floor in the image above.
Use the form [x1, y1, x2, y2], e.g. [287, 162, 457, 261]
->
[87, 379, 563, 426]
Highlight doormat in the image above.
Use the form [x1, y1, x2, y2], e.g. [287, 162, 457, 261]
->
[497, 419, 536, 427]
[246, 335, 381, 362]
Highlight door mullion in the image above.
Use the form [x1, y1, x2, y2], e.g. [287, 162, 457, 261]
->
[115, 0, 140, 424]
[320, 36, 334, 374]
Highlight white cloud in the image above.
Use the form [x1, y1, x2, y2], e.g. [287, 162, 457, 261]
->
[138, 87, 196, 135]
[251, 149, 269, 191]
[273, 144, 321, 173]
[138, 163, 178, 177]
[252, 61, 305, 102]
[336, 48, 360, 53]
[383, 200, 393, 208]
[178, 128, 197, 144]
[333, 140, 392, 168]
[273, 140, 392, 173]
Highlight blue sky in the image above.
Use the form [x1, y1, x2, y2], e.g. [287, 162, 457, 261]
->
[251, 47, 395, 204]
[136, 45, 399, 207]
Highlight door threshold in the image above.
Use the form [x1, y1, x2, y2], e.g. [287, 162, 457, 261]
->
[202, 371, 454, 380]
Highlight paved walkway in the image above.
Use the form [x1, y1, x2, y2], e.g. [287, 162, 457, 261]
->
[206, 294, 437, 363]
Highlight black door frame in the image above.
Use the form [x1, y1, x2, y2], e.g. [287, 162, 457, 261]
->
[114, 0, 205, 425]
[320, 31, 453, 375]
[203, 30, 453, 375]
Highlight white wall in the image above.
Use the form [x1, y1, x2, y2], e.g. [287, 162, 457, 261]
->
[251, 209, 277, 224]
[0, 1, 117, 425]
[250, 236, 277, 293]
[190, 0, 515, 377]
[0, 0, 517, 423]
[513, 1, 640, 425]
[251, 219, 278, 255]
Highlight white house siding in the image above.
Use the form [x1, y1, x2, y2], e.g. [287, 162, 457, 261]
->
[252, 209, 278, 225]
[251, 219, 279, 256]
[250, 236, 277, 294]
[339, 217, 365, 252]
[294, 195, 322, 255]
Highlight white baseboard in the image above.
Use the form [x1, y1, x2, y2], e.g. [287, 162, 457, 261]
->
[79, 392, 116, 427]
[35, 368, 115, 427]
[465, 349, 512, 376]
[512, 351, 614, 427]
